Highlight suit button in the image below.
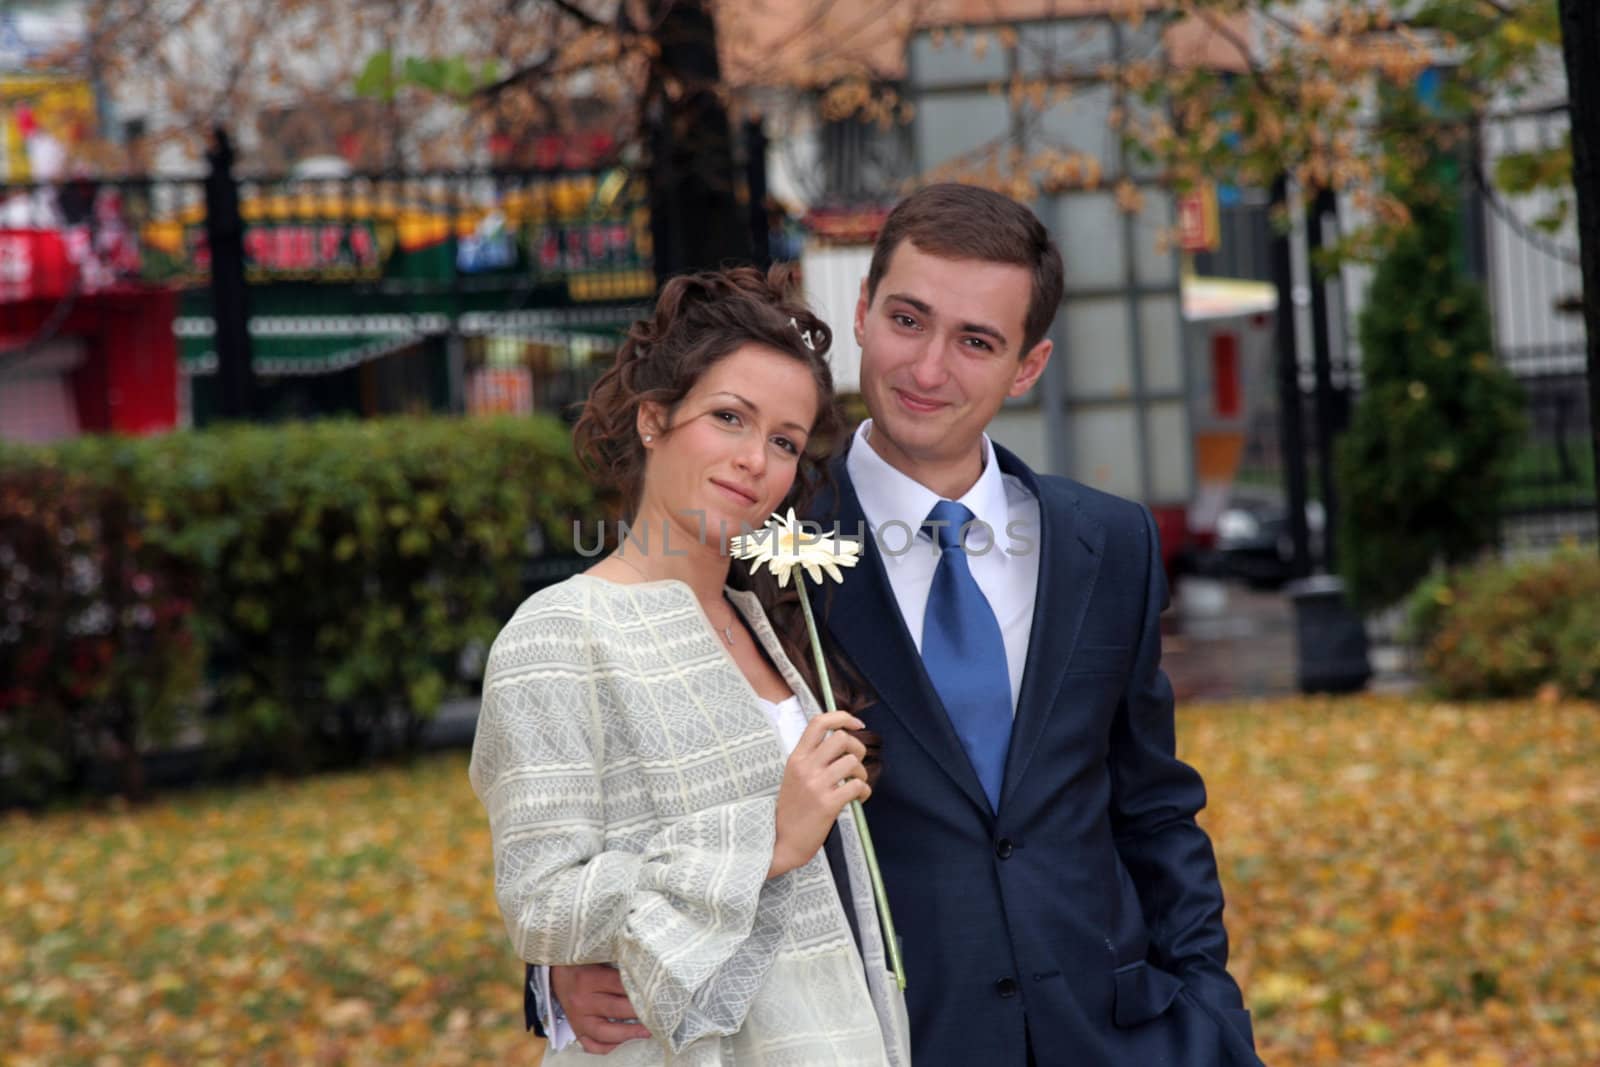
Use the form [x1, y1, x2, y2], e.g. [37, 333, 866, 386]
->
[995, 837, 1014, 859]
[995, 977, 1018, 998]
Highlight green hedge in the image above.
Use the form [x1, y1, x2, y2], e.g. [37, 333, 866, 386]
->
[1408, 550, 1600, 702]
[0, 462, 202, 803]
[1, 416, 594, 802]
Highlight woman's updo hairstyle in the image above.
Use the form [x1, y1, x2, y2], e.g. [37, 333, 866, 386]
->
[575, 263, 869, 714]
[573, 262, 839, 519]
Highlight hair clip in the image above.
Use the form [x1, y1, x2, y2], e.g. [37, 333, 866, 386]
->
[789, 316, 816, 352]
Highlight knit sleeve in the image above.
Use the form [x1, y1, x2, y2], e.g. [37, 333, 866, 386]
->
[468, 584, 796, 1052]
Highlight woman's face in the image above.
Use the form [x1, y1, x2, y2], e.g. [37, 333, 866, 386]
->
[638, 343, 821, 546]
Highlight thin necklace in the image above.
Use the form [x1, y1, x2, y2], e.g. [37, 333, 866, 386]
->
[610, 552, 738, 647]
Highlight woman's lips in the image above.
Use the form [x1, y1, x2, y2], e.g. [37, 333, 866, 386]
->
[711, 479, 758, 506]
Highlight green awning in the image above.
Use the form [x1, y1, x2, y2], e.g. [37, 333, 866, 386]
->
[177, 313, 447, 377]
[179, 334, 423, 377]
[176, 306, 643, 377]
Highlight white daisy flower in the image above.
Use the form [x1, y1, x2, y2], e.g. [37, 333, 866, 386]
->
[729, 508, 861, 587]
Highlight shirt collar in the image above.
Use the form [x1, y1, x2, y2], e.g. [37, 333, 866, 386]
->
[845, 419, 1012, 537]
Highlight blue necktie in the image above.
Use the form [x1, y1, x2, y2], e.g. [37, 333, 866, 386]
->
[921, 500, 1012, 810]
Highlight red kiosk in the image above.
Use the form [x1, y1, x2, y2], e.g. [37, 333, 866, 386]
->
[0, 213, 179, 444]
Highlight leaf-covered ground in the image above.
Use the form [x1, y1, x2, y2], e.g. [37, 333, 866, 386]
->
[2, 758, 530, 1066]
[1186, 697, 1600, 1066]
[3, 696, 1597, 1065]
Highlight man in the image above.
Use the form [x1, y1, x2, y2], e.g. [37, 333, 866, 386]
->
[538, 183, 1259, 1065]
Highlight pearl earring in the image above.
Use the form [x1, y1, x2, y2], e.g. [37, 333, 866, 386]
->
[643, 434, 653, 443]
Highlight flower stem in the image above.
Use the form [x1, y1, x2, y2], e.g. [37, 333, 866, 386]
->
[796, 579, 908, 991]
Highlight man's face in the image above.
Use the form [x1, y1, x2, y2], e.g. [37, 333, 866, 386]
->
[854, 240, 1052, 480]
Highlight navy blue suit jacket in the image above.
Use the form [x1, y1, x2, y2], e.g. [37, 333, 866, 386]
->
[812, 442, 1260, 1067]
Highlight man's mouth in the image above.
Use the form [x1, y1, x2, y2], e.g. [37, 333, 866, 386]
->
[894, 388, 946, 414]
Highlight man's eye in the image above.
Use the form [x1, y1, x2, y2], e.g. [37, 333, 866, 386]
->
[893, 314, 918, 329]
[965, 337, 994, 352]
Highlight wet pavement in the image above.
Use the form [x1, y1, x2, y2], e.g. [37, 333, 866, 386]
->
[1161, 575, 1412, 704]
[1161, 577, 1299, 703]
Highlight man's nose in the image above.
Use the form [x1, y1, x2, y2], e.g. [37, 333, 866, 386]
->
[908, 336, 948, 389]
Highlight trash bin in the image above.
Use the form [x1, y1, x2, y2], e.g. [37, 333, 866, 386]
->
[1287, 573, 1372, 694]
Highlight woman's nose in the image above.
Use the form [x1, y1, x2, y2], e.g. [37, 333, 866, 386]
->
[734, 434, 766, 474]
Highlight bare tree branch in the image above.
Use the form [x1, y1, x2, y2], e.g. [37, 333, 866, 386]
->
[1191, 8, 1265, 77]
[472, 0, 651, 100]
[470, 51, 566, 99]
[545, 0, 607, 29]
[208, 0, 279, 127]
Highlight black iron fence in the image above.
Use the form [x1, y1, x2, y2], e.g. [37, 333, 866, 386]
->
[1195, 144, 1595, 557]
[1478, 109, 1594, 533]
[0, 160, 667, 437]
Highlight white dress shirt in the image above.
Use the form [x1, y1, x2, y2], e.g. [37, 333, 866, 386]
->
[536, 693, 808, 1050]
[844, 420, 1040, 713]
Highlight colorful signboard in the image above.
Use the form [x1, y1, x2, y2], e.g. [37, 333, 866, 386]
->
[1176, 183, 1222, 253]
[134, 169, 653, 298]
[138, 218, 393, 284]
[466, 366, 534, 416]
[0, 167, 654, 306]
[1, 74, 96, 183]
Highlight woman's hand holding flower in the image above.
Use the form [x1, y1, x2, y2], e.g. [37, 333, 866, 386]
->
[768, 710, 871, 879]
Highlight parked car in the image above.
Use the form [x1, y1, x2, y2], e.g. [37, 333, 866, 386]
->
[1204, 493, 1325, 588]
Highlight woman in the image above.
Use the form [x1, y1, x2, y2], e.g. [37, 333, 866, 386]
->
[470, 265, 910, 1065]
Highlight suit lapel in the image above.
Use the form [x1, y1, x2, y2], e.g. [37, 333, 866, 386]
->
[817, 456, 994, 818]
[994, 446, 1106, 809]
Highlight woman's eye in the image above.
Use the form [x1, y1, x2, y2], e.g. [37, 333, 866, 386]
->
[772, 436, 800, 456]
[714, 410, 741, 426]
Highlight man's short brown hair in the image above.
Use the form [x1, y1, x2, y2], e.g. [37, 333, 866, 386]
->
[866, 183, 1065, 355]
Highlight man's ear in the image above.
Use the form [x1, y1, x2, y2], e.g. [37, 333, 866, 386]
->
[853, 278, 870, 347]
[1009, 338, 1053, 398]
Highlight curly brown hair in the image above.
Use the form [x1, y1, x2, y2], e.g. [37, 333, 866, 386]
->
[573, 263, 840, 520]
[573, 263, 869, 713]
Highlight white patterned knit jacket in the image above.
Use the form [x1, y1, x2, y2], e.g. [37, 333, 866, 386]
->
[470, 574, 912, 1066]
